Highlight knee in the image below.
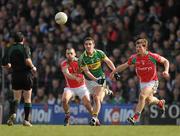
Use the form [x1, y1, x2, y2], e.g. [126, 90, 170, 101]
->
[24, 99, 31, 103]
[146, 97, 153, 105]
[62, 98, 68, 105]
[146, 97, 150, 103]
[24, 96, 31, 103]
[139, 93, 146, 100]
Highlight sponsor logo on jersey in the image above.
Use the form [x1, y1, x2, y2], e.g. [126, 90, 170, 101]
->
[87, 61, 101, 70]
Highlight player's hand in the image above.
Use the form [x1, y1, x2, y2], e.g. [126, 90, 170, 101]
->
[162, 71, 170, 80]
[75, 77, 84, 83]
[2, 63, 11, 69]
[96, 78, 105, 85]
[31, 66, 37, 76]
[114, 72, 121, 81]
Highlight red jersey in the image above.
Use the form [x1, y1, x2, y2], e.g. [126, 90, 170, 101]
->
[128, 51, 161, 82]
[60, 59, 85, 88]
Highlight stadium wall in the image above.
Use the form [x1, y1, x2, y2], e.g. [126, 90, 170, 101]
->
[13, 104, 137, 125]
[2, 104, 180, 125]
[149, 104, 180, 125]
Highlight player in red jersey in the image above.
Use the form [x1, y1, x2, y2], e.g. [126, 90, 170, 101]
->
[60, 48, 93, 126]
[110, 37, 169, 125]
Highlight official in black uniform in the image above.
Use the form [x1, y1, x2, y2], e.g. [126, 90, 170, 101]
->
[2, 32, 37, 126]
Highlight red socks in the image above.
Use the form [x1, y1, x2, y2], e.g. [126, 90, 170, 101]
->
[158, 100, 163, 108]
[133, 112, 141, 120]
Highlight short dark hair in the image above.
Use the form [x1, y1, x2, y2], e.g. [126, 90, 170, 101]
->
[134, 36, 149, 48]
[13, 32, 24, 43]
[134, 35, 143, 42]
[66, 47, 75, 51]
[84, 37, 94, 43]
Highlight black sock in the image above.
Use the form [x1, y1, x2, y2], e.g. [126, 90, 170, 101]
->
[10, 100, 19, 115]
[24, 103, 32, 121]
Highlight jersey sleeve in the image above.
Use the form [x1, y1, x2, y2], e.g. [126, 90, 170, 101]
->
[149, 52, 161, 63]
[24, 45, 31, 58]
[97, 50, 106, 60]
[127, 55, 136, 65]
[78, 55, 86, 68]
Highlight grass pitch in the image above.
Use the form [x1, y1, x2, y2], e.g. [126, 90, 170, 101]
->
[0, 125, 179, 136]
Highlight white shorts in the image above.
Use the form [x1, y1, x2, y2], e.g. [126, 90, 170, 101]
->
[85, 80, 101, 94]
[64, 85, 90, 100]
[140, 80, 159, 93]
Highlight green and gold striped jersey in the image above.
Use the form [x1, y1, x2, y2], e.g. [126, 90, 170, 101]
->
[78, 49, 106, 80]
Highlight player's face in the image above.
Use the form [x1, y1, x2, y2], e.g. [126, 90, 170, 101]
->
[66, 49, 76, 61]
[84, 40, 95, 54]
[135, 39, 147, 55]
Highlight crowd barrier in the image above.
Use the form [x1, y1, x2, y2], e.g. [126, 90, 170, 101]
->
[149, 104, 180, 125]
[15, 104, 135, 125]
[3, 103, 179, 125]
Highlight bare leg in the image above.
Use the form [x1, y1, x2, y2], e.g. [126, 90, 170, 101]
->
[81, 95, 93, 115]
[135, 87, 154, 113]
[146, 94, 165, 112]
[89, 86, 105, 126]
[62, 90, 73, 126]
[146, 94, 159, 105]
[92, 86, 105, 117]
[62, 91, 73, 114]
[13, 90, 22, 100]
[128, 87, 154, 124]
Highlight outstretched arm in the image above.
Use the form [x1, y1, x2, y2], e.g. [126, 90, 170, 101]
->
[103, 56, 116, 71]
[114, 62, 129, 73]
[110, 62, 129, 79]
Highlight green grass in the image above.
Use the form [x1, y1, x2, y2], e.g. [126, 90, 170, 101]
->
[0, 125, 179, 136]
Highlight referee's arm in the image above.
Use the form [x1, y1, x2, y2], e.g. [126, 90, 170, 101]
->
[1, 47, 11, 69]
[25, 58, 35, 69]
[24, 45, 35, 69]
[24, 45, 36, 72]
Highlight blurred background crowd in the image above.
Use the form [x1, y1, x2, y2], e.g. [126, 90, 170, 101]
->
[0, 0, 180, 107]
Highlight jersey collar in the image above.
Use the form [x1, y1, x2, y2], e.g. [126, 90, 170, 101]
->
[67, 57, 78, 63]
[85, 49, 97, 57]
[138, 51, 149, 57]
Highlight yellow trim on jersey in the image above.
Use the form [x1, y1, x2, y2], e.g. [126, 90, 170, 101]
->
[87, 61, 101, 70]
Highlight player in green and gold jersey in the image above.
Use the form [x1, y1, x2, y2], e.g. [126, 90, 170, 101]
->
[78, 37, 118, 125]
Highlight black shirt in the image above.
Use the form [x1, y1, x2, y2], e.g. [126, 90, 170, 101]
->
[2, 43, 32, 73]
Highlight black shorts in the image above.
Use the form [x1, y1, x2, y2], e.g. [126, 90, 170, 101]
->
[12, 72, 33, 90]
